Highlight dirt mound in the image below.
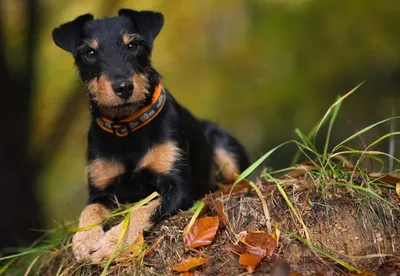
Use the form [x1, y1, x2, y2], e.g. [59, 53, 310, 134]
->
[8, 176, 400, 276]
[143, 179, 399, 275]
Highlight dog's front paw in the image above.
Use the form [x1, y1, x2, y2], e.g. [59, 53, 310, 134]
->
[72, 227, 104, 262]
[89, 223, 127, 263]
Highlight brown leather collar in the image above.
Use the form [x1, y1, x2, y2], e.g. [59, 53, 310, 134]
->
[96, 83, 166, 137]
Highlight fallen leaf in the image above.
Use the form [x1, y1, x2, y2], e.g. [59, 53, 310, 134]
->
[239, 253, 262, 273]
[203, 196, 228, 228]
[396, 183, 400, 197]
[178, 272, 207, 276]
[225, 243, 245, 255]
[214, 180, 252, 196]
[117, 231, 145, 260]
[172, 257, 209, 272]
[349, 270, 375, 276]
[272, 226, 281, 248]
[184, 216, 219, 249]
[242, 231, 277, 258]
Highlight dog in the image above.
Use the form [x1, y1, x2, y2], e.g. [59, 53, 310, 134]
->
[52, 9, 250, 262]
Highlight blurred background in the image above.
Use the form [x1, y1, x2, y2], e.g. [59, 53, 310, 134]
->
[0, 0, 399, 250]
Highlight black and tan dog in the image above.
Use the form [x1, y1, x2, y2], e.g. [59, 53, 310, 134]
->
[52, 9, 249, 262]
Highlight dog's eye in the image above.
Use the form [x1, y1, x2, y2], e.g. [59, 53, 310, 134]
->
[84, 49, 98, 59]
[127, 42, 138, 52]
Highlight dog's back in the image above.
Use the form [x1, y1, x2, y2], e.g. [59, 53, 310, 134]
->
[173, 96, 250, 198]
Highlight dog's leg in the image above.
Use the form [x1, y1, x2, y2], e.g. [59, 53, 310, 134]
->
[72, 203, 109, 262]
[89, 141, 193, 262]
[73, 157, 125, 262]
[89, 199, 160, 262]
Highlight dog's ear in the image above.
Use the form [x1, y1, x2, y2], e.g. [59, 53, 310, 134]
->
[118, 9, 164, 42]
[52, 14, 94, 54]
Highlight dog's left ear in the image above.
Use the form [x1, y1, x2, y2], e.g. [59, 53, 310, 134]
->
[118, 9, 164, 43]
[52, 14, 94, 55]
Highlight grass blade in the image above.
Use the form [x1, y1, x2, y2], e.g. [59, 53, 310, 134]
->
[286, 230, 360, 273]
[183, 200, 205, 239]
[230, 141, 293, 196]
[323, 95, 342, 159]
[333, 117, 400, 151]
[248, 181, 272, 233]
[315, 81, 364, 143]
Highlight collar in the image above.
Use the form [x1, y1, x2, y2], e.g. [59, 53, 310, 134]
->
[96, 83, 166, 137]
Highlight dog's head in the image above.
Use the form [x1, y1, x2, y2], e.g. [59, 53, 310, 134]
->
[52, 10, 164, 118]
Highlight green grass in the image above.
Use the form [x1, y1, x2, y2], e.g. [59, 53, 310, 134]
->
[233, 82, 400, 273]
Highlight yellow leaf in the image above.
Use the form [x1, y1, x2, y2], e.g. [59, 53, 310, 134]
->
[239, 253, 262, 273]
[396, 182, 400, 197]
[117, 231, 146, 260]
[172, 257, 209, 272]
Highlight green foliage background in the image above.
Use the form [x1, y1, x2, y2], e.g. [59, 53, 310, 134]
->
[2, 0, 399, 226]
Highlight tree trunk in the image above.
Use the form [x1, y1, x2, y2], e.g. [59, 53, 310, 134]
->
[0, 0, 41, 250]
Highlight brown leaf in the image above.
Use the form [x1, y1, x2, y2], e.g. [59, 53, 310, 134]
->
[184, 216, 219, 249]
[203, 196, 228, 228]
[239, 253, 262, 273]
[242, 231, 277, 258]
[225, 243, 245, 255]
[214, 180, 252, 196]
[172, 257, 209, 272]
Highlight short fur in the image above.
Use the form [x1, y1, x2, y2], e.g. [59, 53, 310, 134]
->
[53, 9, 250, 262]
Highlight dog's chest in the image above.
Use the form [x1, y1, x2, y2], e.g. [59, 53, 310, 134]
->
[88, 139, 181, 192]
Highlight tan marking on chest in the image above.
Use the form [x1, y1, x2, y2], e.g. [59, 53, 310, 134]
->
[137, 142, 181, 174]
[214, 148, 239, 183]
[88, 158, 125, 190]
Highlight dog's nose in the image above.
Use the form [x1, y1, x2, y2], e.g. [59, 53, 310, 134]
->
[112, 81, 134, 99]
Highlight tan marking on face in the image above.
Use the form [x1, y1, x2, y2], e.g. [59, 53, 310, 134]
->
[87, 76, 122, 107]
[137, 142, 181, 174]
[72, 203, 109, 262]
[133, 73, 150, 103]
[88, 199, 160, 262]
[214, 148, 239, 183]
[88, 39, 99, 49]
[86, 73, 150, 119]
[88, 158, 125, 190]
[122, 33, 134, 44]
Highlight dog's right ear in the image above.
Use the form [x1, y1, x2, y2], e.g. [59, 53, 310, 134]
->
[52, 14, 93, 54]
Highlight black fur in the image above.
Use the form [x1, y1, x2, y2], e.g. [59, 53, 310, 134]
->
[52, 9, 250, 222]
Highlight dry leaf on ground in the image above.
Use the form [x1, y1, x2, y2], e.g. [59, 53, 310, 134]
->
[178, 272, 207, 276]
[242, 231, 277, 258]
[239, 253, 263, 273]
[184, 216, 219, 249]
[116, 231, 145, 261]
[203, 196, 229, 227]
[225, 243, 245, 255]
[171, 256, 209, 272]
[215, 180, 252, 195]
